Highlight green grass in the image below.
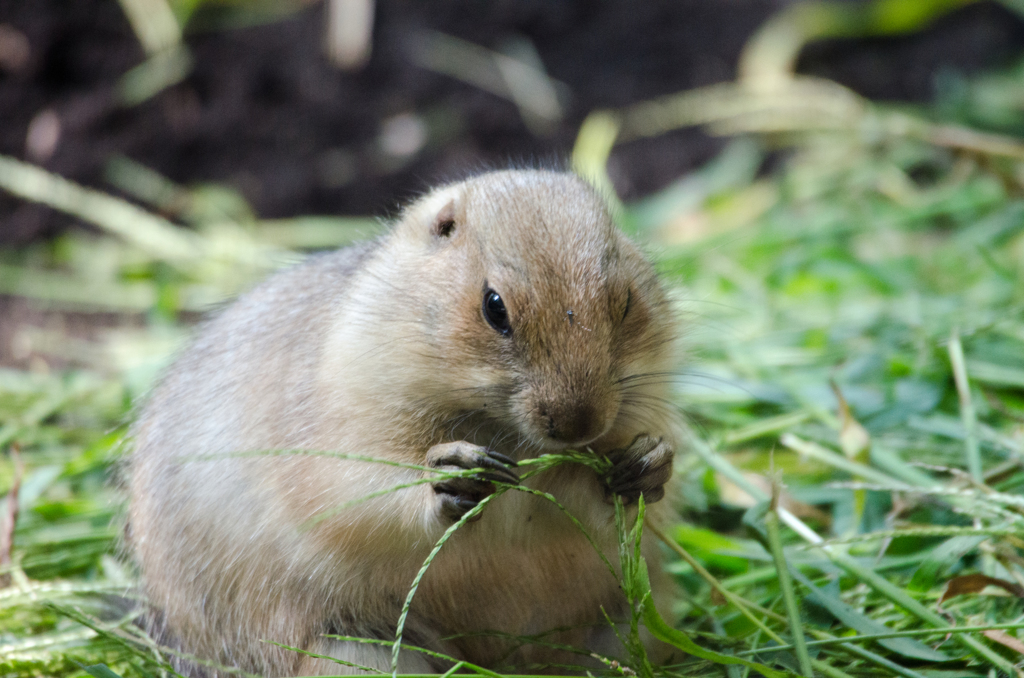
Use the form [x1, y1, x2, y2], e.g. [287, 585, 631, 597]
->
[3, 24, 1024, 678]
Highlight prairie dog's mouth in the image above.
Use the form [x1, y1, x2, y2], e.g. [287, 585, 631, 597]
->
[534, 432, 604, 453]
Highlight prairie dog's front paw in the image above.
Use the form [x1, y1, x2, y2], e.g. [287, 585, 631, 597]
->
[601, 434, 673, 505]
[426, 442, 519, 522]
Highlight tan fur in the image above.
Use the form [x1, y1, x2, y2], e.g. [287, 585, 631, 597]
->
[127, 170, 683, 676]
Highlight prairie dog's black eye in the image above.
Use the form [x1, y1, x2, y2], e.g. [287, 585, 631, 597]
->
[483, 288, 511, 336]
[622, 288, 632, 323]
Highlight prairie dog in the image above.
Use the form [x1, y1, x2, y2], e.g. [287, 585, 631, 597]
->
[128, 169, 683, 676]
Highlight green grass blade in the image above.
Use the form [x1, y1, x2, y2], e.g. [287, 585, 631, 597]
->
[765, 502, 813, 677]
[948, 330, 983, 482]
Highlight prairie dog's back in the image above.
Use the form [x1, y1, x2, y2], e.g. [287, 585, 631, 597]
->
[133, 243, 376, 474]
[130, 244, 384, 673]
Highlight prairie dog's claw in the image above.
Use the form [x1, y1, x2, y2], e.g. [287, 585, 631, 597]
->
[601, 434, 673, 505]
[427, 441, 519, 522]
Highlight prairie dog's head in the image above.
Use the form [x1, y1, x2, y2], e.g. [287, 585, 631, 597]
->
[389, 169, 676, 452]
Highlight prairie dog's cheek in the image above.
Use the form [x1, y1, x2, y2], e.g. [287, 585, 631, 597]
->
[449, 365, 505, 391]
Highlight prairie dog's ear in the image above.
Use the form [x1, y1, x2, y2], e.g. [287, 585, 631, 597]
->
[395, 184, 462, 242]
[432, 199, 456, 238]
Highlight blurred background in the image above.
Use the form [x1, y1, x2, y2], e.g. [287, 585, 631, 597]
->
[3, 0, 1024, 241]
[3, 2, 1024, 676]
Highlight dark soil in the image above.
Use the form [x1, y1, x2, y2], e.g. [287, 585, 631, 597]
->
[1, 0, 1024, 246]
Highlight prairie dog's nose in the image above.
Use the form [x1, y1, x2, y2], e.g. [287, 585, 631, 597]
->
[539, 400, 605, 446]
